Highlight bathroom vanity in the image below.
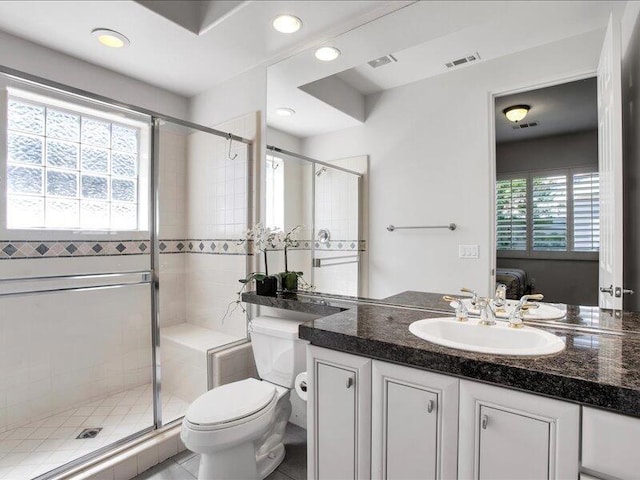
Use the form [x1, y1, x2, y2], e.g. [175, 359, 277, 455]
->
[243, 291, 640, 480]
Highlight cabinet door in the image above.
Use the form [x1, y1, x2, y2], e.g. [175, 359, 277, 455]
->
[308, 346, 371, 480]
[458, 380, 579, 480]
[478, 405, 550, 479]
[372, 361, 458, 480]
[316, 362, 357, 479]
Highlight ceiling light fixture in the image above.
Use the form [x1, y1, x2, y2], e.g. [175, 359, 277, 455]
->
[276, 107, 296, 117]
[272, 14, 302, 34]
[315, 46, 341, 62]
[503, 104, 530, 123]
[91, 28, 130, 48]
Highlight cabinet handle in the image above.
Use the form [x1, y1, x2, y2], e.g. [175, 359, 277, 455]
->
[346, 376, 354, 389]
[481, 414, 488, 430]
[427, 400, 435, 413]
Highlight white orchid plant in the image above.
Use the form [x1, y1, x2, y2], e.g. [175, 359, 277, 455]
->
[222, 224, 313, 323]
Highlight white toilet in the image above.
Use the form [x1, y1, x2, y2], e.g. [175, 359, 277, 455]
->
[180, 316, 307, 480]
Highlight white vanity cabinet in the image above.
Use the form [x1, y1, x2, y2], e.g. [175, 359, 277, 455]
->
[458, 380, 580, 480]
[371, 361, 459, 480]
[581, 407, 640, 479]
[307, 345, 372, 479]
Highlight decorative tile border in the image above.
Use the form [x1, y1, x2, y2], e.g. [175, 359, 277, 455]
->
[290, 239, 366, 252]
[0, 237, 366, 260]
[159, 239, 250, 256]
[0, 240, 150, 260]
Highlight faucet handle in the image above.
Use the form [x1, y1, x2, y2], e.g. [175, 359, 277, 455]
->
[444, 296, 469, 322]
[521, 293, 544, 303]
[460, 287, 478, 305]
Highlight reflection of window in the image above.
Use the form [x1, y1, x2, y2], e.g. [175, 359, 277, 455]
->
[265, 154, 284, 230]
[497, 168, 599, 256]
[6, 92, 145, 230]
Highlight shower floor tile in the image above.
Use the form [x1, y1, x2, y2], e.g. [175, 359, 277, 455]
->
[0, 385, 189, 479]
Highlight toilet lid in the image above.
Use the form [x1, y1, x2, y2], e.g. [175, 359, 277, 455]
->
[185, 378, 276, 427]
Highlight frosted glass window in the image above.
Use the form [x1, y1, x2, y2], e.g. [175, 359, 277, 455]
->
[46, 199, 79, 228]
[80, 201, 110, 228]
[111, 152, 137, 177]
[7, 196, 44, 227]
[47, 170, 78, 197]
[111, 203, 137, 229]
[46, 139, 79, 169]
[8, 166, 43, 194]
[82, 175, 108, 199]
[112, 125, 138, 153]
[46, 109, 80, 141]
[8, 133, 43, 165]
[8, 100, 45, 135]
[81, 146, 109, 173]
[112, 178, 136, 202]
[6, 94, 143, 230]
[81, 118, 110, 147]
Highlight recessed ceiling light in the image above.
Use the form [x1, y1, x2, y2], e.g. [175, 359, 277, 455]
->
[315, 46, 341, 62]
[276, 107, 296, 117]
[272, 14, 302, 34]
[91, 28, 130, 49]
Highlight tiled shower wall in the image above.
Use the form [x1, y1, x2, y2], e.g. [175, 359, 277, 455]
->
[184, 113, 255, 338]
[158, 129, 187, 329]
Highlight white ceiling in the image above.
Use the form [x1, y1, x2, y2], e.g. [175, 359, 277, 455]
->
[0, 0, 407, 97]
[266, 1, 625, 139]
[495, 77, 598, 143]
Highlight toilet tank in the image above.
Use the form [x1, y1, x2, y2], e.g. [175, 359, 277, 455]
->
[249, 316, 308, 388]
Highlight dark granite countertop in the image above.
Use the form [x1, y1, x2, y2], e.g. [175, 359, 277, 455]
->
[243, 290, 640, 417]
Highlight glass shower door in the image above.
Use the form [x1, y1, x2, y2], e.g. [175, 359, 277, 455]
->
[312, 164, 361, 296]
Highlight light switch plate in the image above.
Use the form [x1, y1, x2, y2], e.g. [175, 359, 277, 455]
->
[458, 244, 479, 259]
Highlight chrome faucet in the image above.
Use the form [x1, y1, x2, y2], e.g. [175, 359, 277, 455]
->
[443, 296, 469, 322]
[508, 294, 544, 328]
[477, 298, 496, 326]
[460, 287, 478, 306]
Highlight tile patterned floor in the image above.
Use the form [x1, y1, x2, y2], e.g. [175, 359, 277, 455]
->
[133, 423, 307, 480]
[0, 385, 189, 480]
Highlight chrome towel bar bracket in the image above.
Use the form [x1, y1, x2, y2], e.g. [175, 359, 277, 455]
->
[387, 223, 456, 232]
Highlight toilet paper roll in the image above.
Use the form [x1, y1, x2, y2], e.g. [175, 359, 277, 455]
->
[294, 372, 308, 401]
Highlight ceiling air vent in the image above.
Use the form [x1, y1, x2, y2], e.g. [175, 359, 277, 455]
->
[368, 54, 398, 69]
[512, 121, 540, 129]
[445, 52, 481, 68]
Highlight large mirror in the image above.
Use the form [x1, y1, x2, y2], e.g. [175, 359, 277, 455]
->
[265, 1, 627, 307]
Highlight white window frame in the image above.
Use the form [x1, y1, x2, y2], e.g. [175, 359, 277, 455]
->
[0, 80, 150, 241]
[497, 165, 599, 261]
[265, 154, 284, 231]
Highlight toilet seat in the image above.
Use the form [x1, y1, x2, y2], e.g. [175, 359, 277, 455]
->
[184, 379, 277, 431]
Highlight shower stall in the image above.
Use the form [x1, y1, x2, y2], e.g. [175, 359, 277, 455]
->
[265, 146, 364, 297]
[0, 69, 255, 479]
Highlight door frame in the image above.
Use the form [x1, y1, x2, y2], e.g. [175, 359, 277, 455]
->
[486, 69, 598, 297]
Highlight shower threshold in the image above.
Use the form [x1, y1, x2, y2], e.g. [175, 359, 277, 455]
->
[0, 385, 189, 479]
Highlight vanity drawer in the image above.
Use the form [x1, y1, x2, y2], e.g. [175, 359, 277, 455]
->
[582, 407, 640, 478]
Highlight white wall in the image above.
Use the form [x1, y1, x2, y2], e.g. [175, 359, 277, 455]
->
[0, 31, 188, 119]
[302, 29, 604, 299]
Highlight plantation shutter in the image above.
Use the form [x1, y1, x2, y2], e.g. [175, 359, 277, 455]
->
[532, 174, 567, 251]
[496, 178, 527, 250]
[573, 172, 600, 251]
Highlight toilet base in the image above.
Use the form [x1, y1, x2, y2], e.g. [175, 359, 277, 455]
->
[198, 442, 259, 480]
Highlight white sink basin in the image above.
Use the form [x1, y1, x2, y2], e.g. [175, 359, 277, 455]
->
[409, 317, 565, 356]
[460, 299, 566, 320]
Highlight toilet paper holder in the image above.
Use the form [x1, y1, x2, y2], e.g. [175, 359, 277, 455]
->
[299, 380, 307, 392]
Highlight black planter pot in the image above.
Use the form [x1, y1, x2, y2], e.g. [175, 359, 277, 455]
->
[256, 276, 278, 297]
